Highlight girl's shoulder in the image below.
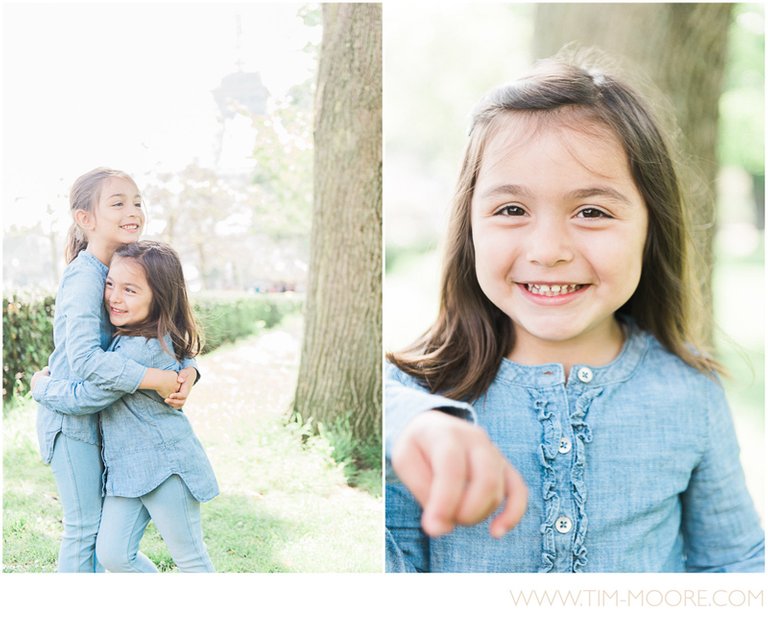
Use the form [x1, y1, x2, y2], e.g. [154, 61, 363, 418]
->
[112, 334, 180, 369]
[636, 328, 724, 395]
[57, 252, 108, 305]
[385, 361, 429, 391]
[61, 250, 107, 280]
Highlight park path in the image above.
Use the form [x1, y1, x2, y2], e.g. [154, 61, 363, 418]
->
[182, 316, 383, 572]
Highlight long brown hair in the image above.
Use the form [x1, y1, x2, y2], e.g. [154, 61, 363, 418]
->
[388, 56, 717, 402]
[112, 241, 203, 361]
[65, 167, 138, 263]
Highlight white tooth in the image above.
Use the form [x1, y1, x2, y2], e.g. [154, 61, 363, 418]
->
[551, 285, 561, 294]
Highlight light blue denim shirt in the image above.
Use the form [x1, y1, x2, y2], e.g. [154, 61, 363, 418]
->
[385, 321, 765, 573]
[33, 250, 147, 463]
[34, 334, 219, 503]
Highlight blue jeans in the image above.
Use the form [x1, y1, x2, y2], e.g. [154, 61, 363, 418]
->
[49, 433, 104, 573]
[95, 474, 214, 573]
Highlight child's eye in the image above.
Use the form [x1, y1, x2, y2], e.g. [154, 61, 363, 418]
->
[495, 204, 526, 217]
[125, 288, 136, 295]
[577, 207, 611, 219]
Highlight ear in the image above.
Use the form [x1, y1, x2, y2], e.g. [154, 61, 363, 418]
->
[74, 209, 95, 231]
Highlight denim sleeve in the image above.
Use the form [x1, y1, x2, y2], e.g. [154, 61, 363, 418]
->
[681, 380, 765, 572]
[386, 482, 430, 572]
[61, 268, 146, 392]
[180, 356, 201, 383]
[385, 363, 476, 481]
[32, 373, 124, 416]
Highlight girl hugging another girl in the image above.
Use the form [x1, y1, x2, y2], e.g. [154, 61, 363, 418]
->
[32, 169, 217, 572]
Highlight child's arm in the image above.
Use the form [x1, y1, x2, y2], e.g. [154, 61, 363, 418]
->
[392, 409, 527, 538]
[59, 265, 181, 397]
[386, 366, 527, 538]
[681, 380, 764, 572]
[32, 368, 130, 416]
[32, 341, 194, 416]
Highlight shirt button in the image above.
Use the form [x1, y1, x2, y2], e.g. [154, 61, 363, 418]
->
[555, 516, 573, 534]
[577, 367, 593, 383]
[558, 437, 572, 454]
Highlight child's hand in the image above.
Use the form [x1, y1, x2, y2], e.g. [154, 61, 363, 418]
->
[164, 367, 196, 409]
[152, 370, 182, 399]
[391, 409, 527, 538]
[30, 366, 51, 392]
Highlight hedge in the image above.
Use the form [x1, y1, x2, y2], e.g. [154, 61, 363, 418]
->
[2, 291, 303, 402]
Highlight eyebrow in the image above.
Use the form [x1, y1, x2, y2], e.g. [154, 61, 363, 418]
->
[479, 183, 632, 205]
[106, 277, 142, 289]
[479, 184, 532, 199]
[567, 186, 632, 205]
[107, 193, 141, 199]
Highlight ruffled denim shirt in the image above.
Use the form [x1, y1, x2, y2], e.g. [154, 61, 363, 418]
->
[33, 250, 147, 463]
[33, 334, 219, 503]
[385, 323, 764, 573]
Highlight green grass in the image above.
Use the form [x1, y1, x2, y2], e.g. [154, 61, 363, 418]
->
[3, 314, 383, 573]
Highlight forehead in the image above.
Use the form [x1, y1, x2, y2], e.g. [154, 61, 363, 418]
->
[100, 176, 139, 198]
[108, 256, 147, 284]
[478, 111, 633, 184]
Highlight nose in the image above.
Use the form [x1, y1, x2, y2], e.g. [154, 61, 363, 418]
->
[107, 287, 121, 306]
[524, 215, 574, 267]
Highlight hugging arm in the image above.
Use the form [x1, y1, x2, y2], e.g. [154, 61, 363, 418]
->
[33, 374, 127, 417]
[681, 381, 765, 572]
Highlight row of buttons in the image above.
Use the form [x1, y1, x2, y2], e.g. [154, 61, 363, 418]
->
[550, 367, 590, 537]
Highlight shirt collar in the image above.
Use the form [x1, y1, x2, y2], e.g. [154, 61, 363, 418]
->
[77, 249, 109, 276]
[494, 317, 649, 388]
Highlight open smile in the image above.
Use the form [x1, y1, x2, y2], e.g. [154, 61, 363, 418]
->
[517, 282, 590, 303]
[525, 283, 586, 296]
[120, 223, 140, 232]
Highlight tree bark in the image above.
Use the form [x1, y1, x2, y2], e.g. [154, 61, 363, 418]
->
[294, 3, 382, 443]
[533, 2, 733, 340]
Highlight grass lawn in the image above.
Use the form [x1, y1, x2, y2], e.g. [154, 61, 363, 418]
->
[3, 314, 383, 573]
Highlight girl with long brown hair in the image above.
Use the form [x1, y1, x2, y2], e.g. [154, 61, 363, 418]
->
[34, 240, 218, 572]
[30, 168, 198, 572]
[386, 58, 764, 572]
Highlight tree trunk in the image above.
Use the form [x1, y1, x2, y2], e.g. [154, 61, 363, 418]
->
[293, 3, 382, 443]
[533, 2, 732, 341]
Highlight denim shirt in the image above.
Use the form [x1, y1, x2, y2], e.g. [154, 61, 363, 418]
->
[33, 250, 147, 463]
[385, 323, 765, 573]
[34, 334, 219, 503]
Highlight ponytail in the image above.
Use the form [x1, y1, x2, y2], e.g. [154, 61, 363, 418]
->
[64, 222, 88, 264]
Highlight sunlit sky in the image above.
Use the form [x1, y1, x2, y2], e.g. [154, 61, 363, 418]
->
[2, 1, 318, 232]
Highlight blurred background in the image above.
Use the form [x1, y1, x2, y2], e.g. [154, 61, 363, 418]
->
[384, 3, 764, 515]
[3, 3, 318, 294]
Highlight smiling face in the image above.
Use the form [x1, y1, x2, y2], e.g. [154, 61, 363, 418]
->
[470, 112, 648, 367]
[77, 176, 145, 262]
[104, 255, 153, 328]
